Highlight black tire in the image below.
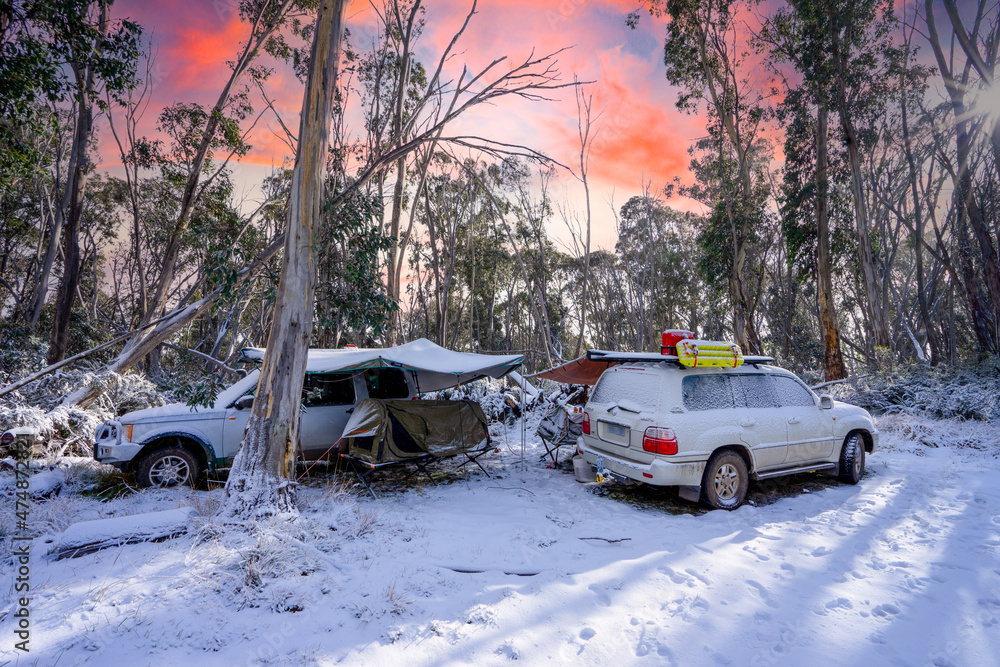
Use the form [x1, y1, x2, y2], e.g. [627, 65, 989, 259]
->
[136, 446, 200, 489]
[701, 450, 749, 510]
[838, 432, 865, 484]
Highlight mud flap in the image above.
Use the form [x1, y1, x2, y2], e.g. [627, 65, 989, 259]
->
[678, 485, 701, 503]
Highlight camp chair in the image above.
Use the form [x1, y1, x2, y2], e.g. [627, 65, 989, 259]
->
[536, 403, 583, 466]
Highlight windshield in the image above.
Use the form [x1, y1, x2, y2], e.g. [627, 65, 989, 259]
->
[213, 370, 261, 409]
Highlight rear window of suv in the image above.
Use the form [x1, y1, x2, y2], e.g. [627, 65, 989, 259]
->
[591, 369, 662, 412]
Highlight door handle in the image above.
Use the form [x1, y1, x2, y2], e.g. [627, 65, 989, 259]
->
[788, 418, 800, 425]
[741, 422, 755, 428]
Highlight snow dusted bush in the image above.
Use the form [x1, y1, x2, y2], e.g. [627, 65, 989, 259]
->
[0, 403, 106, 458]
[831, 362, 1000, 421]
[187, 483, 382, 612]
[190, 518, 336, 611]
[0, 325, 48, 386]
[876, 413, 1000, 455]
[1, 366, 165, 457]
[436, 377, 518, 422]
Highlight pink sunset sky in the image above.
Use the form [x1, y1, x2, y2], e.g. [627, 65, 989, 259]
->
[104, 0, 705, 250]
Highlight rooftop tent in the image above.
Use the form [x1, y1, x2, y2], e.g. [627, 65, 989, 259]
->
[240, 338, 524, 393]
[341, 398, 490, 464]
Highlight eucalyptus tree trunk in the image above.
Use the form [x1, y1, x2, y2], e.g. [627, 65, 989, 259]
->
[220, 0, 346, 520]
[828, 14, 889, 350]
[815, 108, 847, 380]
[900, 74, 938, 366]
[47, 2, 109, 363]
[573, 84, 594, 359]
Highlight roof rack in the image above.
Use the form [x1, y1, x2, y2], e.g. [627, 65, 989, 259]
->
[586, 349, 775, 367]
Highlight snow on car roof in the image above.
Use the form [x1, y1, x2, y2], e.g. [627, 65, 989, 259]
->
[239, 338, 524, 393]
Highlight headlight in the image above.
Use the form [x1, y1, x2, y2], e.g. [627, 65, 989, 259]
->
[123, 424, 133, 442]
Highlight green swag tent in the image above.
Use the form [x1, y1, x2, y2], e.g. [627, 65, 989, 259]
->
[341, 398, 490, 464]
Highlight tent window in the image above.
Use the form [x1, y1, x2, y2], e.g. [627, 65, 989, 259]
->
[303, 373, 356, 406]
[364, 368, 409, 399]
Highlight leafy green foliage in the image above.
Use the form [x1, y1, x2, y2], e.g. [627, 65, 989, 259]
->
[315, 188, 398, 345]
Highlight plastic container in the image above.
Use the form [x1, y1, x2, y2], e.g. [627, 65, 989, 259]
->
[573, 455, 597, 483]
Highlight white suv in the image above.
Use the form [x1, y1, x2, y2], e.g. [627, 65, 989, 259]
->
[577, 359, 877, 510]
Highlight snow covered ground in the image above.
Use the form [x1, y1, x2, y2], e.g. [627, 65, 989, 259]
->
[2, 414, 999, 666]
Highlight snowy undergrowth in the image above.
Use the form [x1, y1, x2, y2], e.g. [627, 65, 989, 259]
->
[1, 368, 164, 457]
[834, 362, 1000, 421]
[181, 480, 393, 614]
[876, 413, 1000, 456]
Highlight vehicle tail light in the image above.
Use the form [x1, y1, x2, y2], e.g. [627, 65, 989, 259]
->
[582, 412, 591, 435]
[642, 426, 677, 455]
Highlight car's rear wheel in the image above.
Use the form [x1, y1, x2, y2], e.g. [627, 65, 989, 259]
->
[702, 450, 748, 510]
[838, 432, 865, 484]
[136, 446, 199, 488]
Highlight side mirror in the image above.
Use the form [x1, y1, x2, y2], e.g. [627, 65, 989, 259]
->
[820, 395, 834, 410]
[235, 395, 255, 410]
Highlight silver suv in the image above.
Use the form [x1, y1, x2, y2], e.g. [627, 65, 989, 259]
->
[94, 367, 415, 488]
[577, 360, 878, 510]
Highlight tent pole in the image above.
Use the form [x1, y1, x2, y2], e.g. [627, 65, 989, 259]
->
[520, 372, 525, 466]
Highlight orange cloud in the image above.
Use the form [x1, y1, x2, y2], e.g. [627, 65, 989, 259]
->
[165, 15, 253, 92]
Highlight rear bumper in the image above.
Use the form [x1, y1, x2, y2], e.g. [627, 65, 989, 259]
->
[578, 442, 705, 487]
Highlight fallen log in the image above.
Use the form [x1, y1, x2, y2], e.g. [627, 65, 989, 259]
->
[52, 507, 199, 559]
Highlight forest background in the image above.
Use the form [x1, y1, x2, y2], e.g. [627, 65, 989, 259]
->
[2, 0, 999, 410]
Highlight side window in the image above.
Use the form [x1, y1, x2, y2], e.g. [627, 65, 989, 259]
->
[682, 375, 735, 411]
[364, 368, 409, 399]
[771, 375, 815, 407]
[302, 373, 356, 407]
[735, 375, 780, 409]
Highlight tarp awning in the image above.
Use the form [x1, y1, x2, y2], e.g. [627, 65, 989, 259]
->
[240, 338, 523, 393]
[527, 356, 620, 386]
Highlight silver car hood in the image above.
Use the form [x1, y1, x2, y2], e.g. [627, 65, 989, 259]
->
[118, 403, 227, 424]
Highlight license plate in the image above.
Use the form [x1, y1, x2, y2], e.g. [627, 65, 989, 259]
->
[607, 423, 627, 437]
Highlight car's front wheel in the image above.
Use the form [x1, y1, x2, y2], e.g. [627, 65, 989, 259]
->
[838, 432, 865, 484]
[136, 446, 200, 488]
[702, 450, 749, 510]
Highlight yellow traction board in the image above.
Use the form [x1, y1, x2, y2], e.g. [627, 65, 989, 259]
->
[676, 339, 744, 367]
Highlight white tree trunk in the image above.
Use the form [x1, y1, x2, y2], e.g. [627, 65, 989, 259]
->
[220, 0, 347, 521]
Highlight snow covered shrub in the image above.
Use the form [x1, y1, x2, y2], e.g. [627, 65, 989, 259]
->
[876, 413, 1000, 453]
[437, 377, 519, 422]
[0, 325, 48, 385]
[0, 403, 106, 457]
[0, 366, 165, 457]
[190, 517, 342, 611]
[832, 362, 1000, 421]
